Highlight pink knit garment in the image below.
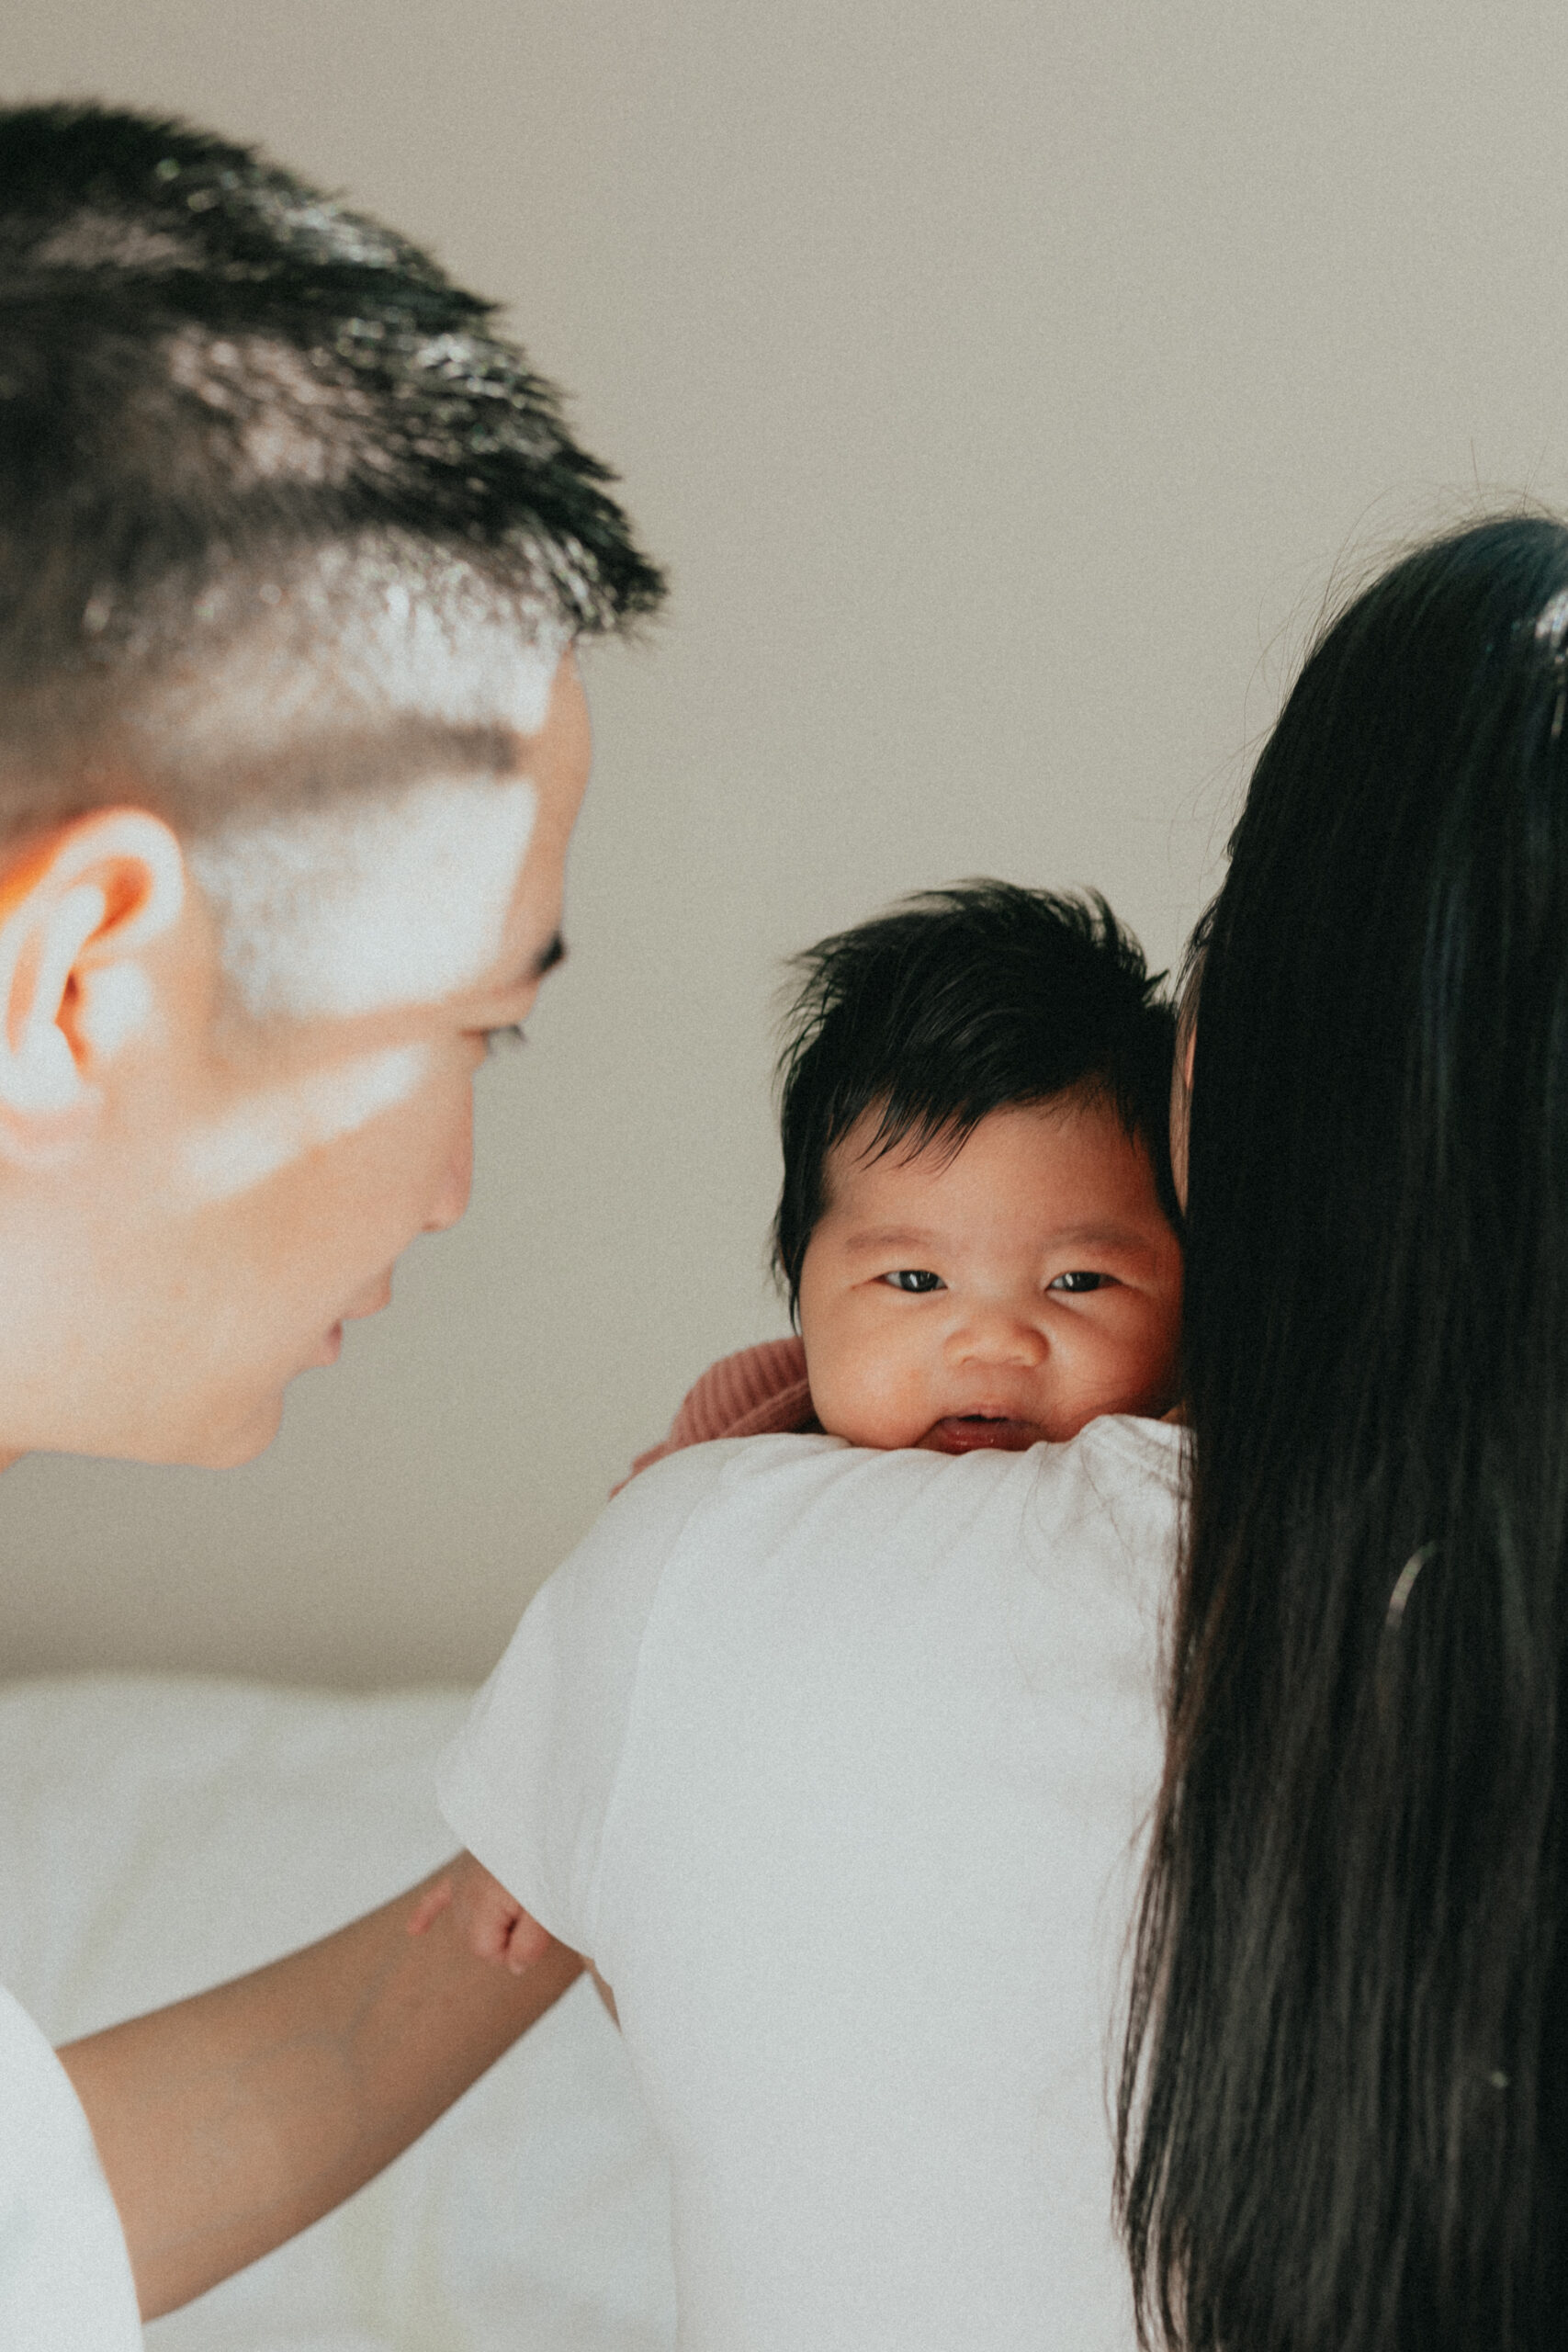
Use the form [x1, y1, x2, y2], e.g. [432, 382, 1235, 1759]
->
[615, 1335, 818, 1493]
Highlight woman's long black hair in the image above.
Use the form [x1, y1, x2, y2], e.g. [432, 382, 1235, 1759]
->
[1117, 516, 1568, 2351]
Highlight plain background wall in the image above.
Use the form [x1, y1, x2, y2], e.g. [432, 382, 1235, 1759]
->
[3, 2, 1567, 1685]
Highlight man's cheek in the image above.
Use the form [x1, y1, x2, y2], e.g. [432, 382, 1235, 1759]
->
[172, 1045, 435, 1207]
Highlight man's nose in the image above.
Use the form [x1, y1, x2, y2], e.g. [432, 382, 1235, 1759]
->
[424, 1093, 476, 1233]
[947, 1306, 1047, 1368]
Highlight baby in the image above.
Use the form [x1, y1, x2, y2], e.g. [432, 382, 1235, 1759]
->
[417, 878, 1182, 1971]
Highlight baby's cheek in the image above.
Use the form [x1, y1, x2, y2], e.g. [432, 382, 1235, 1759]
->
[803, 1317, 931, 1449]
[1072, 1303, 1180, 1422]
[1129, 1322, 1183, 1417]
[1125, 1286, 1183, 1396]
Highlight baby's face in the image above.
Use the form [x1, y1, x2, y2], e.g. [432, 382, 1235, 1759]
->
[796, 1095, 1182, 1453]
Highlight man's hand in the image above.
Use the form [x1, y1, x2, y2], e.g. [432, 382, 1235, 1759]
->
[408, 1849, 555, 1973]
[411, 1853, 621, 2028]
[58, 1860, 582, 2322]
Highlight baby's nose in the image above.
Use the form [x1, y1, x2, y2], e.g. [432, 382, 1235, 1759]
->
[950, 1310, 1047, 1368]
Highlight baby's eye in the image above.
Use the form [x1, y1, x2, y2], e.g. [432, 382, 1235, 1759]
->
[882, 1269, 945, 1294]
[1048, 1270, 1113, 1294]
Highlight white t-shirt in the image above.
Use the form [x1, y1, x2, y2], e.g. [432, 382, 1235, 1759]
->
[439, 1417, 1182, 2351]
[0, 1984, 141, 2347]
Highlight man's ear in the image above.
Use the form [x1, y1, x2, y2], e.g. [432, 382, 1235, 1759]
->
[0, 810, 186, 1132]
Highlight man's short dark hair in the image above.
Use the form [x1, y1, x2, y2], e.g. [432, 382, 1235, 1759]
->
[0, 102, 665, 842]
[772, 881, 1180, 1314]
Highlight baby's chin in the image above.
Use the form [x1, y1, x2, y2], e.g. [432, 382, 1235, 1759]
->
[916, 1414, 1052, 1456]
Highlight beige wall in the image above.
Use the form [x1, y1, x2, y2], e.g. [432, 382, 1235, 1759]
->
[3, 2, 1565, 1685]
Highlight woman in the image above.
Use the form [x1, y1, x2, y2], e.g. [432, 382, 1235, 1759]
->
[479, 514, 1566, 2349]
[1121, 514, 1568, 2350]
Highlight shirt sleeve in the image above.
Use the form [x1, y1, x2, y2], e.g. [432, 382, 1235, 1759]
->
[611, 1334, 812, 1493]
[435, 1442, 739, 1956]
[0, 1986, 143, 2349]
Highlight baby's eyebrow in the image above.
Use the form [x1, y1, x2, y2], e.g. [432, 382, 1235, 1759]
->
[839, 1218, 1168, 1264]
[842, 1225, 945, 1255]
[1044, 1220, 1159, 1256]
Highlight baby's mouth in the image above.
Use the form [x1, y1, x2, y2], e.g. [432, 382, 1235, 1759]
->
[921, 1414, 1043, 1455]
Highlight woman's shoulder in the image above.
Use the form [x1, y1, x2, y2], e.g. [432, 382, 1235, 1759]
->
[615, 1412, 1184, 1568]
[625, 1411, 1183, 1489]
[1074, 1408, 1188, 1497]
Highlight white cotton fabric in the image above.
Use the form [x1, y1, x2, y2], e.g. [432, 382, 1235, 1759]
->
[0, 1674, 678, 2352]
[438, 1418, 1184, 2352]
[0, 1982, 142, 2349]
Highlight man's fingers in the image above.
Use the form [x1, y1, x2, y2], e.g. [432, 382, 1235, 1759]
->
[470, 1900, 516, 1962]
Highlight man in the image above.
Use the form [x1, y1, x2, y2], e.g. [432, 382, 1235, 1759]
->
[0, 101, 663, 2338]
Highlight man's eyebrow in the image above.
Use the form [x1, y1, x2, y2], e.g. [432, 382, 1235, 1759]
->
[485, 931, 568, 1000]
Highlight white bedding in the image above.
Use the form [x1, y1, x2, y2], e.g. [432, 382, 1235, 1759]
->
[0, 1674, 677, 2351]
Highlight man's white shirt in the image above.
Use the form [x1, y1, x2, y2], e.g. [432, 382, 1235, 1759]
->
[0, 1984, 141, 2347]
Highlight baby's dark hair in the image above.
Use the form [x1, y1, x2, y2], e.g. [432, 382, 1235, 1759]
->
[772, 880, 1179, 1315]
